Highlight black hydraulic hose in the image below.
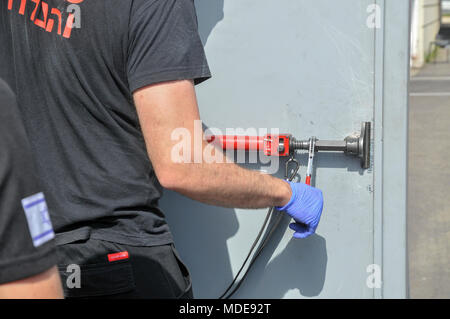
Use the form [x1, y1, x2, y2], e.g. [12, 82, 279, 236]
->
[218, 207, 274, 299]
[223, 208, 283, 299]
[219, 160, 300, 299]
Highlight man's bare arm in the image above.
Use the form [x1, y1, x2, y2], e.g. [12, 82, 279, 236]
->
[134, 80, 291, 209]
[0, 266, 64, 299]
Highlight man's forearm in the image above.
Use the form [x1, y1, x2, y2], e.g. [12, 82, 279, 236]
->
[161, 143, 292, 209]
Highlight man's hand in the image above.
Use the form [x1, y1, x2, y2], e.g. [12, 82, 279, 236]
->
[277, 182, 324, 239]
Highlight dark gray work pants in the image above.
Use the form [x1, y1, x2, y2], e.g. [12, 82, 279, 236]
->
[56, 238, 193, 299]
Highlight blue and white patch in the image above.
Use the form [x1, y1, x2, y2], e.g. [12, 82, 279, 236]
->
[21, 192, 55, 247]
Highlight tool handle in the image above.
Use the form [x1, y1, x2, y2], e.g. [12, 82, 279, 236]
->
[305, 176, 311, 186]
[206, 135, 265, 151]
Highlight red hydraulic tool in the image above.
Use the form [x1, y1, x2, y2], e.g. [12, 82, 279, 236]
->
[206, 122, 371, 170]
[206, 134, 292, 157]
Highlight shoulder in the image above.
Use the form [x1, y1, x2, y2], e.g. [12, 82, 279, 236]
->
[130, 0, 195, 17]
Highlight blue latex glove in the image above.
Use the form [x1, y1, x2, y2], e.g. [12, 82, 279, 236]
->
[276, 181, 324, 239]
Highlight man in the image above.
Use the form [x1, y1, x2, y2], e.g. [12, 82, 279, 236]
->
[0, 79, 63, 299]
[1, 0, 323, 298]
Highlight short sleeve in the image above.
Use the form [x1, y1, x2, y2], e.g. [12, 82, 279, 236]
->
[127, 0, 211, 92]
[0, 80, 57, 285]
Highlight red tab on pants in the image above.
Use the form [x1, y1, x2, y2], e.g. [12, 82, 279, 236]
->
[108, 251, 129, 262]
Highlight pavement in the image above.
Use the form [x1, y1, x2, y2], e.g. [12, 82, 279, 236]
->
[408, 36, 450, 298]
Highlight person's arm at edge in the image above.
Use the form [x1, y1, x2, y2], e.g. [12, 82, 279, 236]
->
[0, 266, 64, 299]
[134, 79, 292, 209]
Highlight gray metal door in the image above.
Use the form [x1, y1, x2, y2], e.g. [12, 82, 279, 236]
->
[160, 0, 409, 299]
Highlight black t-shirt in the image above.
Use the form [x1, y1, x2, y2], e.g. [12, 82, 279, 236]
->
[0, 79, 57, 284]
[0, 0, 211, 246]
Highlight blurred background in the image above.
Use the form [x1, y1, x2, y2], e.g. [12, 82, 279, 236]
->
[409, 0, 450, 299]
